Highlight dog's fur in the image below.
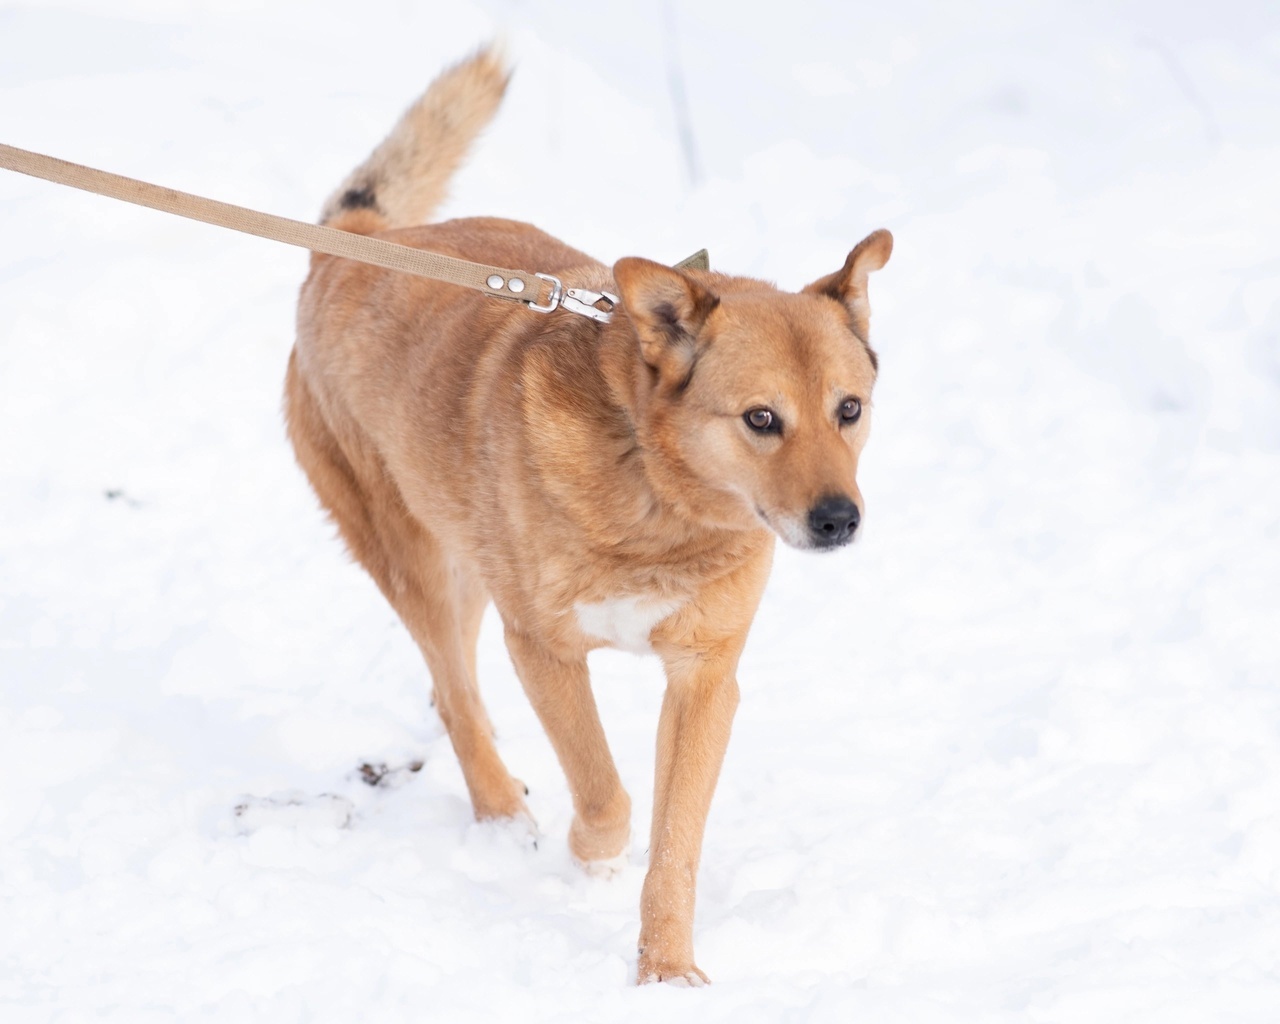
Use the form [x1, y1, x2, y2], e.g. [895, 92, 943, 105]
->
[286, 48, 891, 985]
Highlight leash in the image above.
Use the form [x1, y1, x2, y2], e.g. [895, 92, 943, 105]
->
[0, 142, 705, 324]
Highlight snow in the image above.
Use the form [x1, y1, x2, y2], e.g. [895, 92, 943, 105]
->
[3, 0, 1279, 1019]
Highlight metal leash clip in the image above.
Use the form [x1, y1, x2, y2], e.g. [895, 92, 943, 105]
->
[528, 274, 617, 324]
[562, 287, 618, 324]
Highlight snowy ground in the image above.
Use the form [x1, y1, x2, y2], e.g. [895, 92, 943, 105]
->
[3, 0, 1280, 1019]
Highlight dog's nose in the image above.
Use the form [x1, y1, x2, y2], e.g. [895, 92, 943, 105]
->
[807, 495, 860, 547]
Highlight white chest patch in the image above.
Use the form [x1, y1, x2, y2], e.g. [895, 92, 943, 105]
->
[574, 596, 683, 654]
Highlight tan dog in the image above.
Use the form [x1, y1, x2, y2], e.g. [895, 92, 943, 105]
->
[286, 48, 890, 985]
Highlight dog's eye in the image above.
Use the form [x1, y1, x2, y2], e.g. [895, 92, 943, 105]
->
[744, 408, 779, 433]
[839, 397, 862, 424]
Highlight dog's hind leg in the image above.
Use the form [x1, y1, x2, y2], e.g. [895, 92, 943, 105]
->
[504, 629, 631, 868]
[410, 564, 530, 823]
[284, 353, 530, 824]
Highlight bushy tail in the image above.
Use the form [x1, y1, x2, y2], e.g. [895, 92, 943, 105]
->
[319, 46, 509, 232]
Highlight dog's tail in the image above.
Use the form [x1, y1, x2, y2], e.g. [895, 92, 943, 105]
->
[319, 46, 509, 234]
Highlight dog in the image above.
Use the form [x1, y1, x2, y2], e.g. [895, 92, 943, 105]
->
[286, 47, 891, 985]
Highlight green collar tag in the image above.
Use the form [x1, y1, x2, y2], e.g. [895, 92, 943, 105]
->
[672, 249, 709, 272]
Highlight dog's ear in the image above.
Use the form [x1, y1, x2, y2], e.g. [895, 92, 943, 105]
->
[802, 229, 893, 339]
[613, 258, 720, 386]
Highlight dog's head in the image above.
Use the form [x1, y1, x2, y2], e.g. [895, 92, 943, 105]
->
[611, 230, 891, 551]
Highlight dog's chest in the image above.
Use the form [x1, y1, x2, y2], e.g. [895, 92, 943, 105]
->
[574, 595, 683, 655]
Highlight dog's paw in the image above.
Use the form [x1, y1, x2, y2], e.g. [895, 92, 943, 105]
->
[471, 771, 536, 822]
[568, 804, 631, 867]
[635, 954, 709, 987]
[511, 808, 542, 849]
[660, 970, 709, 988]
[577, 850, 629, 880]
[476, 806, 541, 851]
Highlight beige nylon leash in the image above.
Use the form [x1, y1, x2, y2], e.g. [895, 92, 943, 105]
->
[0, 142, 675, 322]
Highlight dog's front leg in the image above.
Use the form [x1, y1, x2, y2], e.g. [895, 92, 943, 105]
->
[634, 547, 770, 986]
[636, 640, 743, 986]
[504, 628, 632, 869]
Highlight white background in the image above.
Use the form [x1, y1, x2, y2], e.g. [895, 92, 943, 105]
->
[2, 1, 1279, 1019]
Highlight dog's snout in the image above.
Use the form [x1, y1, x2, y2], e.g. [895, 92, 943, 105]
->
[807, 495, 860, 547]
